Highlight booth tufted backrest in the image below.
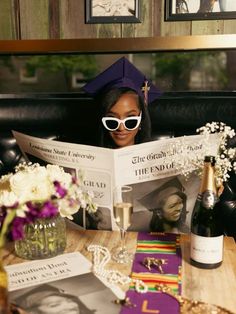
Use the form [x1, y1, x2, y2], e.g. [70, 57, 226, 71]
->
[0, 94, 99, 175]
[149, 92, 236, 139]
[0, 91, 236, 176]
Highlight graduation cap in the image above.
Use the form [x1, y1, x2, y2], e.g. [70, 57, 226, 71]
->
[83, 56, 161, 106]
[139, 178, 186, 210]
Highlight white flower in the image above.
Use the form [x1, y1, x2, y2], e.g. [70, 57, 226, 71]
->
[196, 122, 236, 185]
[0, 162, 97, 221]
[227, 148, 236, 159]
[0, 190, 18, 207]
[58, 198, 79, 220]
[16, 204, 28, 218]
[0, 173, 12, 192]
[233, 161, 236, 171]
[9, 166, 53, 203]
[46, 164, 71, 189]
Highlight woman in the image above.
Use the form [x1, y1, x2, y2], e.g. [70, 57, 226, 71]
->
[82, 57, 160, 230]
[139, 179, 189, 233]
[83, 56, 160, 148]
[14, 284, 96, 314]
[149, 187, 189, 233]
[96, 87, 150, 148]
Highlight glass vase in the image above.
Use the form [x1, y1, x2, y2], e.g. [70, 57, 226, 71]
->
[14, 215, 66, 260]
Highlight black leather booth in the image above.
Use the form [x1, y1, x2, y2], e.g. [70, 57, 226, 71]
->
[1, 91, 236, 238]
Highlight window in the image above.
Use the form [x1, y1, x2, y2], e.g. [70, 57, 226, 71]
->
[0, 51, 235, 93]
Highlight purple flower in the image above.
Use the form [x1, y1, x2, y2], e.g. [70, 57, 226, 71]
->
[0, 209, 6, 224]
[11, 217, 26, 241]
[25, 201, 41, 222]
[39, 201, 58, 218]
[25, 200, 58, 219]
[54, 181, 67, 198]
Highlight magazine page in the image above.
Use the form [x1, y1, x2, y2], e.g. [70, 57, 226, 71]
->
[113, 134, 221, 232]
[12, 130, 115, 230]
[5, 252, 91, 291]
[6, 252, 121, 314]
[13, 131, 220, 233]
[113, 134, 220, 185]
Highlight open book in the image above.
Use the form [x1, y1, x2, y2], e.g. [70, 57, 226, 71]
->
[13, 131, 220, 232]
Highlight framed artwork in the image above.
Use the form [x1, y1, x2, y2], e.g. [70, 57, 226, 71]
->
[85, 0, 141, 24]
[165, 0, 236, 21]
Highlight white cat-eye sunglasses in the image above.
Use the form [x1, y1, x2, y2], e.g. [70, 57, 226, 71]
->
[102, 112, 142, 131]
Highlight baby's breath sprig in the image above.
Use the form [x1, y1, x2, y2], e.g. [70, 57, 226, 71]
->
[164, 122, 236, 189]
[197, 122, 236, 187]
[165, 132, 212, 181]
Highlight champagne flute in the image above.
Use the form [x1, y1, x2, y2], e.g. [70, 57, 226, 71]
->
[112, 185, 133, 264]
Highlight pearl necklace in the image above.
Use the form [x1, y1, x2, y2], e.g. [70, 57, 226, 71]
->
[87, 244, 148, 293]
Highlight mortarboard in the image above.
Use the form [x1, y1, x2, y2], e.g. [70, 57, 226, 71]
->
[83, 56, 161, 105]
[138, 178, 185, 210]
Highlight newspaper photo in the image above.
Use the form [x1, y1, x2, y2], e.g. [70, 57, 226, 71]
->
[12, 130, 220, 233]
[6, 252, 121, 314]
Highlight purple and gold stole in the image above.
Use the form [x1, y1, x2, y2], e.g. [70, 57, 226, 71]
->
[120, 232, 182, 314]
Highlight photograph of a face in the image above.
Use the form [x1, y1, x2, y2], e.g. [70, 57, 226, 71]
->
[10, 273, 120, 314]
[127, 174, 200, 234]
[166, 0, 236, 20]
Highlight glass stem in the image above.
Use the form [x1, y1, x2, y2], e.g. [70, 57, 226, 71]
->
[120, 229, 126, 251]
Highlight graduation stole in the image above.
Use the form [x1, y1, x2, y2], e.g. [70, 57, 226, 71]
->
[120, 232, 182, 314]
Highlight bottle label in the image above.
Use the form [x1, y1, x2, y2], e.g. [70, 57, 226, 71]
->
[190, 233, 223, 264]
[198, 190, 218, 209]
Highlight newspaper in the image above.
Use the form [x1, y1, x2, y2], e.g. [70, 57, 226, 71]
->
[13, 130, 220, 232]
[6, 252, 122, 314]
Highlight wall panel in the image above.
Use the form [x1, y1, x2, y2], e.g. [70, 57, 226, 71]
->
[122, 0, 153, 38]
[1, 1, 236, 42]
[160, 0, 191, 37]
[0, 0, 17, 39]
[19, 0, 49, 39]
[60, 0, 96, 39]
[223, 20, 236, 34]
[153, 0, 162, 36]
[192, 20, 224, 35]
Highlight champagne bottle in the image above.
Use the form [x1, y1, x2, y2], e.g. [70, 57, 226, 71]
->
[190, 155, 224, 269]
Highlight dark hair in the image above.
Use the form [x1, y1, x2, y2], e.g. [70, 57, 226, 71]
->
[149, 191, 189, 233]
[15, 284, 96, 314]
[96, 87, 152, 148]
[32, 293, 95, 314]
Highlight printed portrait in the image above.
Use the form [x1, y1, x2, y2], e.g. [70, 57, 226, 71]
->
[10, 273, 119, 314]
[128, 175, 200, 233]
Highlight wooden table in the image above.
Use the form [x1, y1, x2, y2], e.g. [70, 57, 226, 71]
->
[2, 225, 236, 313]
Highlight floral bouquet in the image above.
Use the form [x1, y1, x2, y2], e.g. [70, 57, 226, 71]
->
[0, 162, 97, 249]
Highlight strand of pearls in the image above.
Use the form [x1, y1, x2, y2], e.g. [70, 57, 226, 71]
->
[87, 244, 148, 293]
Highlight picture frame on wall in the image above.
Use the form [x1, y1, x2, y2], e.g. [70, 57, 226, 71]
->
[85, 0, 141, 24]
[165, 0, 236, 21]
